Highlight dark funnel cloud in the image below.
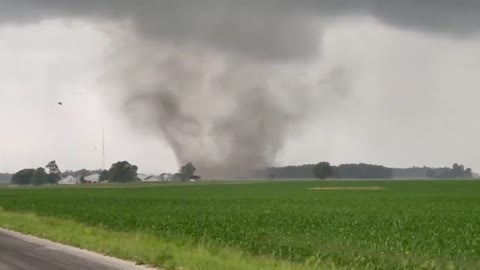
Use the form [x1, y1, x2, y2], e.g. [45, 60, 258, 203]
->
[2, 0, 480, 177]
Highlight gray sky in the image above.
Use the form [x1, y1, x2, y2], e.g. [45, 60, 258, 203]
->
[1, 1, 480, 174]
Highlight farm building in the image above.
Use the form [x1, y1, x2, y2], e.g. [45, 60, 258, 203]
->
[59, 175, 80, 185]
[160, 173, 174, 182]
[143, 175, 162, 182]
[137, 174, 150, 181]
[190, 175, 202, 181]
[84, 174, 100, 183]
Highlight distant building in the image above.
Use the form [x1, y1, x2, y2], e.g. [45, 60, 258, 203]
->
[143, 175, 162, 182]
[160, 173, 174, 182]
[190, 175, 202, 181]
[84, 174, 100, 183]
[59, 175, 80, 185]
[137, 174, 150, 181]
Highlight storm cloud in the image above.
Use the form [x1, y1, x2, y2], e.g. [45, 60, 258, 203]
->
[2, 1, 480, 60]
[1, 0, 480, 177]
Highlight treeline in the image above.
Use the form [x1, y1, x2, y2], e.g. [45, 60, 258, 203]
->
[264, 165, 316, 179]
[428, 164, 473, 179]
[11, 168, 60, 186]
[264, 163, 393, 179]
[9, 161, 139, 186]
[335, 164, 393, 179]
[264, 163, 475, 180]
[393, 167, 450, 179]
[8, 160, 201, 186]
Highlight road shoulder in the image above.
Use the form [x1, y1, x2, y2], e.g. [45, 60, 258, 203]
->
[0, 228, 158, 270]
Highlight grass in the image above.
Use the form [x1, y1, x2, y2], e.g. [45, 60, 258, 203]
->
[0, 180, 271, 189]
[0, 211, 317, 270]
[0, 180, 479, 269]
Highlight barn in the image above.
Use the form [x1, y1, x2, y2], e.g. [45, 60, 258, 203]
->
[84, 174, 100, 183]
[59, 175, 80, 185]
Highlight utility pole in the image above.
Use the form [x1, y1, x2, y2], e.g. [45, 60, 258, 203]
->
[102, 128, 105, 170]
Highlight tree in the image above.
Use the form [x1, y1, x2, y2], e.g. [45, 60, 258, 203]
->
[45, 160, 61, 184]
[47, 173, 61, 184]
[32, 167, 49, 186]
[108, 161, 138, 183]
[180, 162, 196, 181]
[449, 163, 474, 179]
[12, 169, 35, 185]
[173, 173, 183, 182]
[465, 168, 473, 179]
[46, 161, 61, 174]
[313, 162, 333, 180]
[452, 163, 465, 178]
[99, 170, 109, 182]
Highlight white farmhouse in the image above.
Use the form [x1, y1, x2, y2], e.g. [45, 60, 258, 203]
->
[59, 175, 80, 185]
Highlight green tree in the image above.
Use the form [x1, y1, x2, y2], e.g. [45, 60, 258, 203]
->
[99, 170, 109, 182]
[47, 174, 61, 184]
[180, 162, 196, 181]
[108, 161, 138, 183]
[32, 167, 49, 186]
[12, 169, 35, 185]
[313, 162, 333, 180]
[46, 160, 61, 184]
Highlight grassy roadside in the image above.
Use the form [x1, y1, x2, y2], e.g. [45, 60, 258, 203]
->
[0, 210, 329, 270]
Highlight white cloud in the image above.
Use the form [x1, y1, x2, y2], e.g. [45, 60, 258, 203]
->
[279, 17, 480, 171]
[0, 20, 177, 173]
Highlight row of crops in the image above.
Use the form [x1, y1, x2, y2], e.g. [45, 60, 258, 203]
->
[0, 181, 479, 269]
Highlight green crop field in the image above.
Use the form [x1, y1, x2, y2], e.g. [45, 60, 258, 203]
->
[0, 180, 479, 269]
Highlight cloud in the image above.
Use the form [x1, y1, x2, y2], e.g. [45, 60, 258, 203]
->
[2, 0, 480, 61]
[2, 0, 480, 177]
